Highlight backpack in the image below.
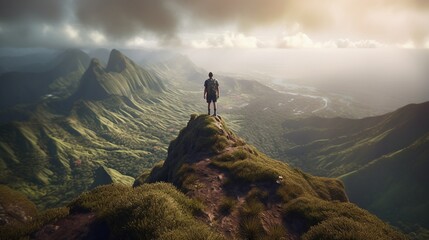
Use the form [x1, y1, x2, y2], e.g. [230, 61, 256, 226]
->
[206, 79, 218, 96]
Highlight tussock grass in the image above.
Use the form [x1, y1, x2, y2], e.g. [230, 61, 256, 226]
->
[219, 197, 236, 215]
[239, 216, 266, 240]
[0, 207, 69, 240]
[147, 115, 237, 185]
[283, 197, 407, 240]
[132, 168, 152, 187]
[265, 224, 288, 240]
[0, 185, 38, 224]
[68, 183, 220, 240]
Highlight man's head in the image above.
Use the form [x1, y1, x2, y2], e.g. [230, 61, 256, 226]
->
[208, 72, 213, 78]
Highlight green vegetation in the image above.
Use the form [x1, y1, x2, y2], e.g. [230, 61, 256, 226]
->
[212, 146, 347, 203]
[219, 197, 236, 215]
[145, 114, 405, 239]
[342, 132, 429, 236]
[282, 102, 429, 234]
[239, 216, 265, 240]
[69, 183, 222, 240]
[1, 49, 423, 238]
[146, 115, 239, 185]
[0, 50, 204, 209]
[0, 207, 69, 240]
[238, 195, 266, 239]
[284, 197, 407, 240]
[0, 49, 90, 109]
[0, 185, 38, 225]
[91, 165, 135, 188]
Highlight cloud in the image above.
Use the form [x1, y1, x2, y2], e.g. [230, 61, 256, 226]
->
[0, 0, 428, 48]
[0, 0, 64, 23]
[74, 0, 177, 40]
[89, 31, 106, 45]
[277, 32, 319, 49]
[277, 32, 386, 49]
[191, 32, 262, 49]
[126, 37, 158, 48]
[174, 0, 292, 30]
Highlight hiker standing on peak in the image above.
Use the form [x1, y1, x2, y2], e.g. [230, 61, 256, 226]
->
[204, 72, 220, 116]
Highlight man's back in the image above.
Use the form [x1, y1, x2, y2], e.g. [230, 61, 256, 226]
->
[204, 78, 218, 97]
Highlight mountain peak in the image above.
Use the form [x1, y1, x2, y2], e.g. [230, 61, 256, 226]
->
[106, 49, 128, 72]
[88, 58, 103, 70]
[52, 49, 90, 73]
[91, 166, 134, 188]
[143, 114, 355, 238]
[70, 58, 109, 100]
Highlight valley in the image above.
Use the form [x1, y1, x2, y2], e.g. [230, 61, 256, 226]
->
[0, 48, 428, 239]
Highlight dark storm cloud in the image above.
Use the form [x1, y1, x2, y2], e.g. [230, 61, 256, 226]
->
[0, 0, 64, 23]
[74, 0, 178, 40]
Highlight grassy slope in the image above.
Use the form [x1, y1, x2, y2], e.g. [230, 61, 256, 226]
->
[1, 49, 296, 210]
[144, 114, 405, 239]
[1, 183, 223, 240]
[342, 133, 429, 228]
[283, 102, 429, 177]
[0, 50, 204, 209]
[0, 115, 406, 240]
[0, 92, 201, 208]
[281, 101, 429, 235]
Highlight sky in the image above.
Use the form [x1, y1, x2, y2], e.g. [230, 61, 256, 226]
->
[1, 0, 429, 49]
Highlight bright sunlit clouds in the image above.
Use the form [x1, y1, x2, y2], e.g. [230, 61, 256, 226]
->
[64, 25, 80, 41]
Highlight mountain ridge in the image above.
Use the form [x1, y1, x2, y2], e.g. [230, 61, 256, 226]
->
[139, 114, 405, 239]
[0, 49, 203, 209]
[281, 101, 429, 231]
[0, 49, 90, 109]
[70, 49, 166, 101]
[0, 114, 406, 240]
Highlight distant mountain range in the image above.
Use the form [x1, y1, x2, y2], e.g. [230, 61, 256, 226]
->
[69, 49, 165, 101]
[0, 49, 90, 109]
[282, 101, 429, 230]
[0, 49, 200, 208]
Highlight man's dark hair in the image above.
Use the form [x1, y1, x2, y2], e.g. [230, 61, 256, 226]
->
[208, 72, 213, 77]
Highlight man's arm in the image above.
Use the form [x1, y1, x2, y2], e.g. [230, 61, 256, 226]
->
[204, 87, 207, 99]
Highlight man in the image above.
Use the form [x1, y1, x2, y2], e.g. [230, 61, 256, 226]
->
[204, 72, 219, 116]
